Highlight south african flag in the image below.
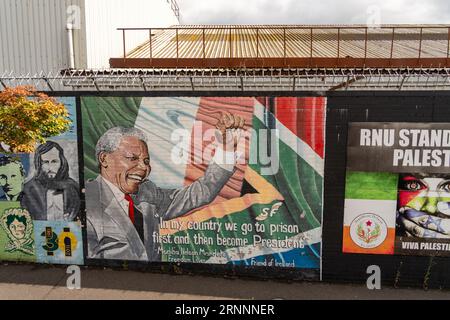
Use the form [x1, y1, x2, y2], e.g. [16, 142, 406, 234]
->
[81, 96, 325, 275]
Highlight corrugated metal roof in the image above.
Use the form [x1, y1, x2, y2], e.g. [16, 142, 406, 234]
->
[110, 24, 450, 69]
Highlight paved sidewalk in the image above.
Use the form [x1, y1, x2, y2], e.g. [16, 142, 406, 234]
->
[1, 263, 450, 300]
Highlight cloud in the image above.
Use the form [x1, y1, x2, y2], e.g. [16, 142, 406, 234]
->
[178, 0, 450, 25]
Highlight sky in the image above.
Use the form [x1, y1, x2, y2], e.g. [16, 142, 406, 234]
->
[178, 0, 450, 25]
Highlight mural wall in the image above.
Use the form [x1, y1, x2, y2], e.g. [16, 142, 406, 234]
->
[4, 92, 450, 287]
[343, 122, 450, 256]
[0, 97, 84, 265]
[81, 96, 325, 276]
[320, 95, 450, 289]
[0, 95, 325, 279]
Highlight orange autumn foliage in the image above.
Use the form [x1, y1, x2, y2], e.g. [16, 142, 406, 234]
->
[0, 86, 71, 153]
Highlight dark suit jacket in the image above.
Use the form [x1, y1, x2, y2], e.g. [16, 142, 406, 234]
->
[0, 192, 23, 202]
[86, 162, 233, 262]
[20, 177, 80, 221]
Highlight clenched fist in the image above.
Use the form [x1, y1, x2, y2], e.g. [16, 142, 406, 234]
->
[215, 112, 245, 150]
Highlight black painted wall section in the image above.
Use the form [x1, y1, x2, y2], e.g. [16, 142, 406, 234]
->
[322, 93, 450, 289]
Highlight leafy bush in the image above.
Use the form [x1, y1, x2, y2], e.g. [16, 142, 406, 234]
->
[0, 86, 71, 153]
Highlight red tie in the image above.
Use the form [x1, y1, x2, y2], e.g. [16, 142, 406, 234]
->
[124, 194, 135, 224]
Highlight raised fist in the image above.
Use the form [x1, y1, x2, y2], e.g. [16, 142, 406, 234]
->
[215, 112, 245, 149]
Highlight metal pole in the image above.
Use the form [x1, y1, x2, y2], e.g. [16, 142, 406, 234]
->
[418, 27, 423, 61]
[390, 27, 395, 61]
[149, 29, 152, 60]
[122, 29, 126, 60]
[66, 24, 75, 69]
[139, 75, 147, 91]
[92, 77, 100, 91]
[176, 28, 179, 60]
[447, 27, 450, 65]
[229, 27, 232, 58]
[337, 28, 340, 59]
[310, 28, 313, 65]
[364, 27, 368, 63]
[42, 77, 54, 91]
[202, 28, 206, 59]
[256, 28, 259, 59]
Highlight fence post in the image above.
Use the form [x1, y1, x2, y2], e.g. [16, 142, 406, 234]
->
[229, 27, 232, 59]
[256, 28, 259, 60]
[310, 28, 313, 66]
[176, 28, 179, 60]
[364, 27, 368, 64]
[447, 27, 450, 66]
[337, 28, 340, 63]
[390, 27, 395, 62]
[149, 29, 152, 61]
[203, 28, 206, 59]
[122, 29, 126, 61]
[418, 27, 423, 62]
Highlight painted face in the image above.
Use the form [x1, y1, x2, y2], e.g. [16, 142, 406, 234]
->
[0, 162, 24, 200]
[398, 175, 450, 215]
[100, 136, 151, 194]
[8, 219, 26, 240]
[41, 148, 61, 179]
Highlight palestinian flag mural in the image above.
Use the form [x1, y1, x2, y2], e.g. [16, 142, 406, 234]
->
[81, 96, 325, 275]
[343, 122, 450, 256]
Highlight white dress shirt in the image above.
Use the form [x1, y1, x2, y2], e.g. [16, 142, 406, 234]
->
[46, 190, 65, 221]
[102, 177, 130, 216]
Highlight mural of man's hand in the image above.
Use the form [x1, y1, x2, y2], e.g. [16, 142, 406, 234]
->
[397, 207, 450, 238]
[64, 213, 75, 222]
[215, 111, 245, 150]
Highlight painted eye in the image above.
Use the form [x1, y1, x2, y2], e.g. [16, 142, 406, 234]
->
[440, 181, 450, 193]
[403, 180, 425, 192]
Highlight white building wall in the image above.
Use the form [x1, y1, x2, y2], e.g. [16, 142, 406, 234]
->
[0, 0, 87, 74]
[0, 0, 178, 74]
[84, 0, 179, 69]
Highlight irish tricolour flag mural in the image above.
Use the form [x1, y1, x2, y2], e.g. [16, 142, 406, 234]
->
[81, 96, 325, 276]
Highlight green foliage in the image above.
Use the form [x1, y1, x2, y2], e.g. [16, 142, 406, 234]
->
[0, 86, 71, 153]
